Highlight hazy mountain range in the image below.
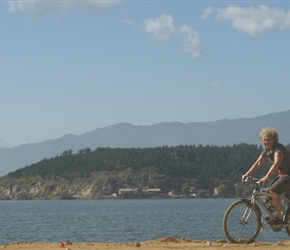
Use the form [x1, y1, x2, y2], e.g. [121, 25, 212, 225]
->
[1, 109, 290, 177]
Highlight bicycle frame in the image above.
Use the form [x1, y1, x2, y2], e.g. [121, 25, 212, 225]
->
[246, 177, 290, 230]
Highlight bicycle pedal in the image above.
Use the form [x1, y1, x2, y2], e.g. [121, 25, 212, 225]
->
[272, 227, 281, 232]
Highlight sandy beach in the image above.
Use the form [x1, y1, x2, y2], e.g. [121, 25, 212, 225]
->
[2, 238, 290, 250]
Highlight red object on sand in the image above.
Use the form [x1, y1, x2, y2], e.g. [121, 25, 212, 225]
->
[60, 242, 66, 248]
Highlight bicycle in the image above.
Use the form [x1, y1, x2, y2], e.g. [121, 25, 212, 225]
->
[223, 176, 290, 243]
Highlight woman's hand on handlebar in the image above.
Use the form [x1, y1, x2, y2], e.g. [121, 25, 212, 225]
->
[259, 176, 269, 184]
[242, 174, 249, 183]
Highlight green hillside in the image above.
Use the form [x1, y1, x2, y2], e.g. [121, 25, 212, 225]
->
[0, 143, 284, 200]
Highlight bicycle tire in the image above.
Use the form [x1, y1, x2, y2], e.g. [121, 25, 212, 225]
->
[223, 199, 261, 243]
[285, 207, 290, 237]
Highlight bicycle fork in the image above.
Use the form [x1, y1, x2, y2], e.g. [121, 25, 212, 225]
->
[240, 204, 254, 225]
[240, 199, 265, 231]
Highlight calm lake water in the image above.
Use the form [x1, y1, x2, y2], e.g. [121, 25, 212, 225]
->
[0, 198, 289, 244]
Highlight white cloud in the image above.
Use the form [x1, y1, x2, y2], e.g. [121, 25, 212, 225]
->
[122, 19, 136, 26]
[7, 0, 121, 17]
[143, 14, 176, 41]
[210, 80, 221, 89]
[144, 15, 202, 59]
[202, 6, 214, 20]
[215, 5, 290, 35]
[179, 25, 202, 59]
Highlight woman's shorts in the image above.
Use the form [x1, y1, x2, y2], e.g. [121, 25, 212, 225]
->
[270, 175, 290, 195]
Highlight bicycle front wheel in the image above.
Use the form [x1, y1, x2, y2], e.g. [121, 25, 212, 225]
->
[223, 199, 261, 243]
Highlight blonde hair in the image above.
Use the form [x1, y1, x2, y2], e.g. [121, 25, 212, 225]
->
[259, 127, 279, 142]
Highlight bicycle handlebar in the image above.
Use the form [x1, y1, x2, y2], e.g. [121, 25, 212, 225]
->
[244, 176, 260, 184]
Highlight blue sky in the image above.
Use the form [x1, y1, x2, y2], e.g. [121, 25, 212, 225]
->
[1, 0, 290, 147]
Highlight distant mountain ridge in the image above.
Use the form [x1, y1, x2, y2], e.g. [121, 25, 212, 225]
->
[1, 109, 290, 177]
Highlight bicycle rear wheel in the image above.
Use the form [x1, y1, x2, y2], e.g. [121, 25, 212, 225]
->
[223, 199, 261, 243]
[285, 207, 290, 237]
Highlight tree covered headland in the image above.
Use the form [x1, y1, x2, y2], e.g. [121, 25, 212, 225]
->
[2, 143, 290, 199]
[8, 144, 262, 180]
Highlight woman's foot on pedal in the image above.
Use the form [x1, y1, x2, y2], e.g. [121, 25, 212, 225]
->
[267, 217, 283, 225]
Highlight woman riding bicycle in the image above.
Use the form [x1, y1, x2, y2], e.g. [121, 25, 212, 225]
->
[242, 127, 290, 225]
